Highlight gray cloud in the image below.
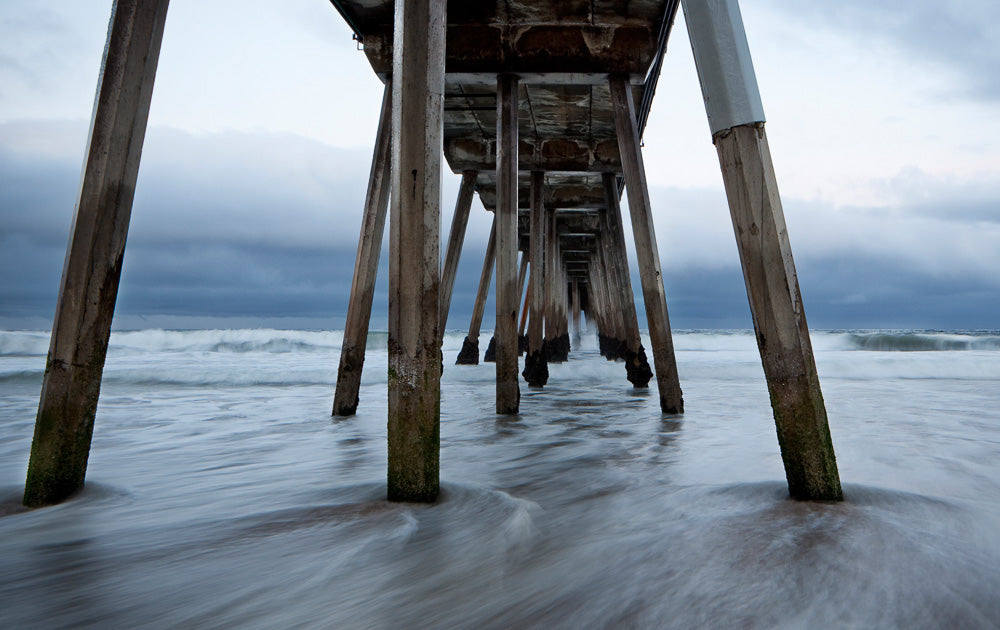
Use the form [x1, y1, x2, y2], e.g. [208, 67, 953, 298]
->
[0, 120, 494, 330]
[2, 119, 998, 332]
[762, 0, 1000, 100]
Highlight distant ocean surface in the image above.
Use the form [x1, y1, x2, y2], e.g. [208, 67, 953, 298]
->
[2, 328, 1000, 628]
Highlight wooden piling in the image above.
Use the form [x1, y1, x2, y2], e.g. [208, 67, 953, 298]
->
[716, 125, 842, 500]
[602, 173, 653, 387]
[456, 218, 496, 365]
[587, 262, 608, 348]
[386, 0, 446, 502]
[543, 206, 565, 362]
[559, 265, 569, 345]
[522, 171, 549, 387]
[594, 236, 623, 360]
[555, 261, 571, 360]
[609, 75, 684, 414]
[438, 170, 477, 342]
[683, 0, 841, 500]
[333, 82, 392, 417]
[23, 0, 170, 508]
[518, 280, 531, 338]
[516, 251, 529, 306]
[495, 74, 520, 414]
[516, 251, 529, 355]
[571, 277, 581, 339]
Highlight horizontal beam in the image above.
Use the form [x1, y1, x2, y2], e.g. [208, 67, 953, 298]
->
[444, 72, 646, 86]
[478, 183, 607, 210]
[445, 137, 621, 173]
[362, 24, 657, 78]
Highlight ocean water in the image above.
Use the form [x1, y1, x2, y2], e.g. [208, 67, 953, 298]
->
[1, 328, 999, 628]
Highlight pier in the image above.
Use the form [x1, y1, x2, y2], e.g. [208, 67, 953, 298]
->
[21, 0, 842, 507]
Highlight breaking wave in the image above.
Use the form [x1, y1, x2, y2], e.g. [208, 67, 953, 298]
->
[844, 332, 1000, 352]
[0, 329, 351, 357]
[3, 329, 998, 360]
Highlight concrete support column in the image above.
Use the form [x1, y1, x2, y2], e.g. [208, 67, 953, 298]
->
[438, 170, 477, 342]
[495, 74, 520, 414]
[683, 0, 841, 500]
[522, 171, 548, 387]
[23, 0, 170, 508]
[602, 173, 652, 387]
[456, 218, 496, 365]
[387, 0, 446, 502]
[610, 75, 684, 415]
[333, 82, 392, 417]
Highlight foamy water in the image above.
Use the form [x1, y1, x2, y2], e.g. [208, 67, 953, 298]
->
[2, 329, 999, 628]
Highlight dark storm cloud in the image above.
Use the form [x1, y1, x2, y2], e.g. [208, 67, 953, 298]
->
[0, 120, 374, 326]
[3, 118, 997, 332]
[764, 0, 1000, 100]
[0, 120, 492, 329]
[645, 180, 1000, 330]
[660, 256, 1000, 331]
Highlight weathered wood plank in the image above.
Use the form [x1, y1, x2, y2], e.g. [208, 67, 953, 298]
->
[24, 0, 171, 508]
[333, 82, 392, 417]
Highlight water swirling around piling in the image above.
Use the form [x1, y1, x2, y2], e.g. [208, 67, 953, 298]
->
[1, 329, 999, 627]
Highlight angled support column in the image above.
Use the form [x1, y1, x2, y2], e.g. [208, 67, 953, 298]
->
[516, 252, 529, 355]
[23, 0, 170, 508]
[387, 0, 446, 502]
[609, 75, 684, 414]
[333, 82, 392, 417]
[602, 173, 652, 387]
[438, 170, 477, 342]
[683, 0, 841, 500]
[456, 218, 496, 364]
[571, 277, 581, 340]
[516, 251, 529, 305]
[495, 74, 520, 414]
[482, 251, 525, 362]
[522, 171, 548, 387]
[517, 277, 530, 338]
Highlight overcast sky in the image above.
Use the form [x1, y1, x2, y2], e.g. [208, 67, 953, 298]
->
[1, 0, 999, 331]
